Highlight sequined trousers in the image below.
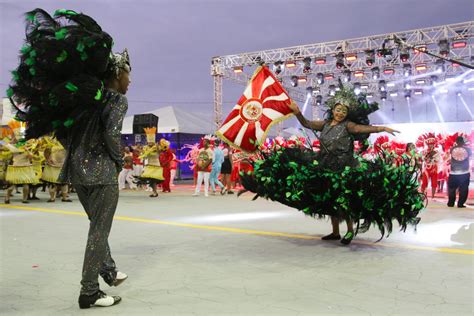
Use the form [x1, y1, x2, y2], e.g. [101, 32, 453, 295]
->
[74, 184, 119, 295]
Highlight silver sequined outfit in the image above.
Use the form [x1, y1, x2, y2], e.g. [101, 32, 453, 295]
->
[317, 121, 357, 172]
[60, 89, 127, 295]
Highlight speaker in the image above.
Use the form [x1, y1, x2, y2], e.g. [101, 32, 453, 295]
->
[133, 114, 159, 134]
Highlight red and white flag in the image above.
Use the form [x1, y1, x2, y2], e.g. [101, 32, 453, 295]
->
[216, 66, 293, 152]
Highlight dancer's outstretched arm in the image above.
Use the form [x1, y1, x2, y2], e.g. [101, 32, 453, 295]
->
[347, 122, 399, 136]
[288, 101, 325, 131]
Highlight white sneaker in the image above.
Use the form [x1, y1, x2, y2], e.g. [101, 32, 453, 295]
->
[204, 193, 209, 197]
[192, 192, 199, 196]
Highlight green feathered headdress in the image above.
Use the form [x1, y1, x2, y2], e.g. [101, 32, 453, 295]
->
[325, 80, 360, 112]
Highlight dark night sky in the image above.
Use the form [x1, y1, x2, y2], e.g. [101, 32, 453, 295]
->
[1, 0, 473, 123]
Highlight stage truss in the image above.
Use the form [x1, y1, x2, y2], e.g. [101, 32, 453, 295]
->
[211, 21, 474, 129]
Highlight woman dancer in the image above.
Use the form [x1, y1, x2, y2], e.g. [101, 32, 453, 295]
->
[241, 83, 424, 244]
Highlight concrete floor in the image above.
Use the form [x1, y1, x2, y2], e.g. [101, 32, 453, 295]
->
[0, 185, 473, 315]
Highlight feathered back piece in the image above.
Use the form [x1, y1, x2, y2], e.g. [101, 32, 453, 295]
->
[442, 132, 468, 152]
[417, 132, 438, 147]
[144, 127, 157, 144]
[7, 8, 115, 140]
[374, 135, 391, 153]
[391, 141, 406, 155]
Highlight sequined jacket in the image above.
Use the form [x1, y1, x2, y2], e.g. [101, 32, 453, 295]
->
[59, 90, 128, 185]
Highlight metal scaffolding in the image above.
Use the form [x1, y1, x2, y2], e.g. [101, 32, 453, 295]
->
[212, 21, 474, 127]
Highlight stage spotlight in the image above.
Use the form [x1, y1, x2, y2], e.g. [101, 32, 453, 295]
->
[273, 61, 283, 75]
[342, 70, 351, 82]
[290, 75, 298, 87]
[316, 95, 323, 105]
[383, 68, 395, 75]
[360, 83, 369, 89]
[438, 39, 449, 56]
[404, 89, 412, 100]
[303, 57, 312, 73]
[378, 48, 393, 59]
[354, 70, 364, 78]
[345, 53, 357, 62]
[379, 80, 387, 92]
[328, 85, 336, 96]
[306, 86, 313, 97]
[354, 83, 361, 95]
[372, 67, 380, 80]
[400, 47, 410, 62]
[414, 89, 423, 95]
[233, 66, 243, 73]
[324, 73, 334, 81]
[315, 57, 326, 65]
[403, 63, 412, 77]
[365, 50, 375, 66]
[380, 91, 387, 101]
[415, 63, 428, 71]
[456, 90, 462, 96]
[435, 59, 445, 73]
[452, 40, 467, 49]
[386, 82, 396, 88]
[416, 79, 426, 85]
[366, 94, 373, 99]
[298, 76, 307, 84]
[413, 45, 427, 54]
[286, 60, 297, 68]
[404, 82, 411, 89]
[389, 91, 398, 97]
[336, 52, 345, 69]
[316, 73, 324, 85]
[312, 87, 321, 95]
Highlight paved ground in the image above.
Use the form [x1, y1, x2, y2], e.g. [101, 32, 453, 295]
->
[0, 184, 473, 315]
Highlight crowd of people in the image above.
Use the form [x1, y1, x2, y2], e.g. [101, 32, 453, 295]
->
[2, 123, 471, 205]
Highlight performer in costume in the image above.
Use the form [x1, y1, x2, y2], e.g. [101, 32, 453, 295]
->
[136, 128, 164, 198]
[193, 136, 214, 197]
[8, 9, 129, 308]
[419, 133, 440, 198]
[240, 83, 424, 244]
[159, 138, 173, 193]
[3, 122, 36, 204]
[42, 137, 71, 202]
[27, 138, 44, 200]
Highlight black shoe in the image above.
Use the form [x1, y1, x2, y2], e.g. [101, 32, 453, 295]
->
[321, 233, 341, 240]
[61, 199, 72, 202]
[31, 196, 40, 200]
[457, 205, 466, 208]
[22, 200, 29, 204]
[341, 232, 354, 245]
[227, 190, 234, 195]
[447, 203, 454, 207]
[78, 290, 121, 309]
